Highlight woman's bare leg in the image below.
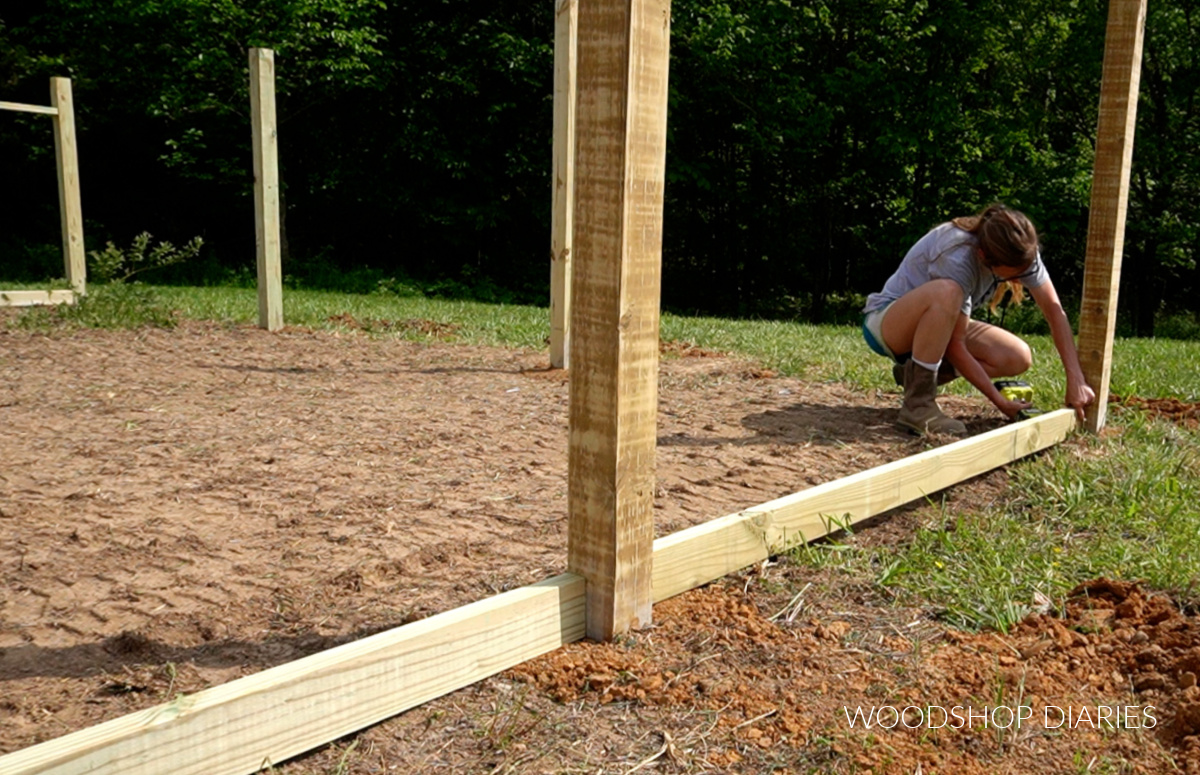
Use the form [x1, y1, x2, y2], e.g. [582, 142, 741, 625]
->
[879, 279, 964, 363]
[963, 320, 1032, 378]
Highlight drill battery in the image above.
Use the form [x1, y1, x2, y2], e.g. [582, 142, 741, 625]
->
[994, 379, 1034, 404]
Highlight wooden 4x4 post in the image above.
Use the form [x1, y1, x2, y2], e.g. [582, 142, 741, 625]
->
[0, 77, 85, 306]
[567, 0, 672, 640]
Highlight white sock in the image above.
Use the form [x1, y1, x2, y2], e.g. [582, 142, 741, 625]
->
[912, 357, 941, 373]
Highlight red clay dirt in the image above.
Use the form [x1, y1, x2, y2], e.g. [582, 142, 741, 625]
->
[0, 318, 1196, 773]
[1111, 393, 1200, 428]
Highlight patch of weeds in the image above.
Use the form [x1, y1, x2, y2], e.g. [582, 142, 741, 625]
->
[13, 233, 202, 331]
[788, 513, 859, 571]
[479, 686, 544, 752]
[15, 282, 180, 331]
[89, 232, 203, 284]
[989, 658, 1028, 754]
[1072, 750, 1132, 774]
[330, 738, 360, 775]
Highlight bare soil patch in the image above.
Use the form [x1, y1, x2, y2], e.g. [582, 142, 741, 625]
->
[1111, 393, 1200, 429]
[1, 320, 1196, 773]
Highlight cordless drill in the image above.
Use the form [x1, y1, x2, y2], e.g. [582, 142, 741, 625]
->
[994, 380, 1044, 421]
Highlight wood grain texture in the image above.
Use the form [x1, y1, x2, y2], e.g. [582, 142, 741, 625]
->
[1077, 0, 1146, 432]
[567, 0, 671, 640]
[550, 0, 578, 369]
[249, 49, 284, 332]
[652, 410, 1077, 602]
[50, 78, 85, 294]
[0, 574, 585, 775]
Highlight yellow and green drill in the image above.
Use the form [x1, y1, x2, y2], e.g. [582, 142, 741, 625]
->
[994, 379, 1044, 421]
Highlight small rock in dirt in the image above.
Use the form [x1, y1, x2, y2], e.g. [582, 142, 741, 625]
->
[1019, 639, 1053, 660]
[1134, 672, 1166, 691]
[102, 631, 156, 657]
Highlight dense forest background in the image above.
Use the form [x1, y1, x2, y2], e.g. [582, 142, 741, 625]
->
[1, 1, 1197, 335]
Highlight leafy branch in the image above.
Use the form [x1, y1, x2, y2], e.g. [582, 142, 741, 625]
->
[89, 232, 204, 283]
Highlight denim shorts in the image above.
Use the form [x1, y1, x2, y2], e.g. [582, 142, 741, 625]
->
[861, 303, 899, 361]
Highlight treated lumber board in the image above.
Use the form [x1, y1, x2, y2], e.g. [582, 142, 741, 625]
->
[549, 0, 577, 369]
[249, 48, 283, 332]
[1078, 0, 1146, 433]
[652, 409, 1077, 602]
[0, 101, 58, 115]
[0, 573, 586, 775]
[0, 289, 76, 307]
[567, 0, 671, 639]
[50, 78, 85, 294]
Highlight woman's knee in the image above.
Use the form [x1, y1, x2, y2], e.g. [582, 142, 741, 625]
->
[1000, 340, 1033, 376]
[923, 279, 964, 315]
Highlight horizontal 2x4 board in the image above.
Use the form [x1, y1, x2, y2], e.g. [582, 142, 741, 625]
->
[0, 290, 76, 307]
[652, 408, 1077, 602]
[0, 101, 58, 115]
[0, 574, 586, 775]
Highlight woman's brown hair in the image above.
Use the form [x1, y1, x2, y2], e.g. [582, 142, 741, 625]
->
[951, 203, 1039, 270]
[952, 203, 1039, 312]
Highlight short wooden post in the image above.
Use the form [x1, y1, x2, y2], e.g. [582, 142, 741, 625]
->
[549, 0, 578, 369]
[1077, 0, 1147, 432]
[567, 0, 671, 640]
[249, 48, 284, 332]
[51, 77, 85, 295]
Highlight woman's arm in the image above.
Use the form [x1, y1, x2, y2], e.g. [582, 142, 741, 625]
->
[1028, 279, 1096, 421]
[945, 313, 1031, 418]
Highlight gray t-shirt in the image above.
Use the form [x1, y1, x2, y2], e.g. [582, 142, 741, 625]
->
[863, 222, 1049, 317]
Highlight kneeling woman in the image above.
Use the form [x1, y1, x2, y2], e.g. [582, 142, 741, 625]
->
[862, 204, 1095, 436]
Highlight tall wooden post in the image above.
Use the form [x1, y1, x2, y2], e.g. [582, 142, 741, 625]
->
[567, 0, 671, 640]
[550, 0, 578, 369]
[50, 77, 85, 295]
[250, 48, 284, 332]
[1077, 0, 1147, 432]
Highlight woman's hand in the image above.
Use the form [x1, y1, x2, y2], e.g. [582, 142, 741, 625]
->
[994, 394, 1033, 420]
[1066, 380, 1096, 423]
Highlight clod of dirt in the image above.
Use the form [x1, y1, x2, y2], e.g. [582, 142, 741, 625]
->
[102, 631, 156, 658]
[659, 339, 724, 358]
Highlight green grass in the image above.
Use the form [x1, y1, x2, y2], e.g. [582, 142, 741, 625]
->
[793, 412, 1200, 632]
[11, 282, 1200, 631]
[142, 286, 1200, 402]
[0, 278, 73, 291]
[155, 285, 553, 347]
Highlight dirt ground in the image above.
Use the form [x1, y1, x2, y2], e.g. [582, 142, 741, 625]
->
[1, 318, 1198, 773]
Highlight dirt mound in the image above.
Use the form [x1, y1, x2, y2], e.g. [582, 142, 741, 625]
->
[510, 576, 1200, 773]
[1111, 393, 1200, 428]
[660, 339, 725, 358]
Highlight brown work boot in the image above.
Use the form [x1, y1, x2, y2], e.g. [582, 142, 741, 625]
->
[897, 360, 967, 436]
[894, 359, 958, 387]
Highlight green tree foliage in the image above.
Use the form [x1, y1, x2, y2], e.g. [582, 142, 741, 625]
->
[1, 1, 1198, 332]
[1124, 0, 1200, 335]
[663, 0, 1112, 319]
